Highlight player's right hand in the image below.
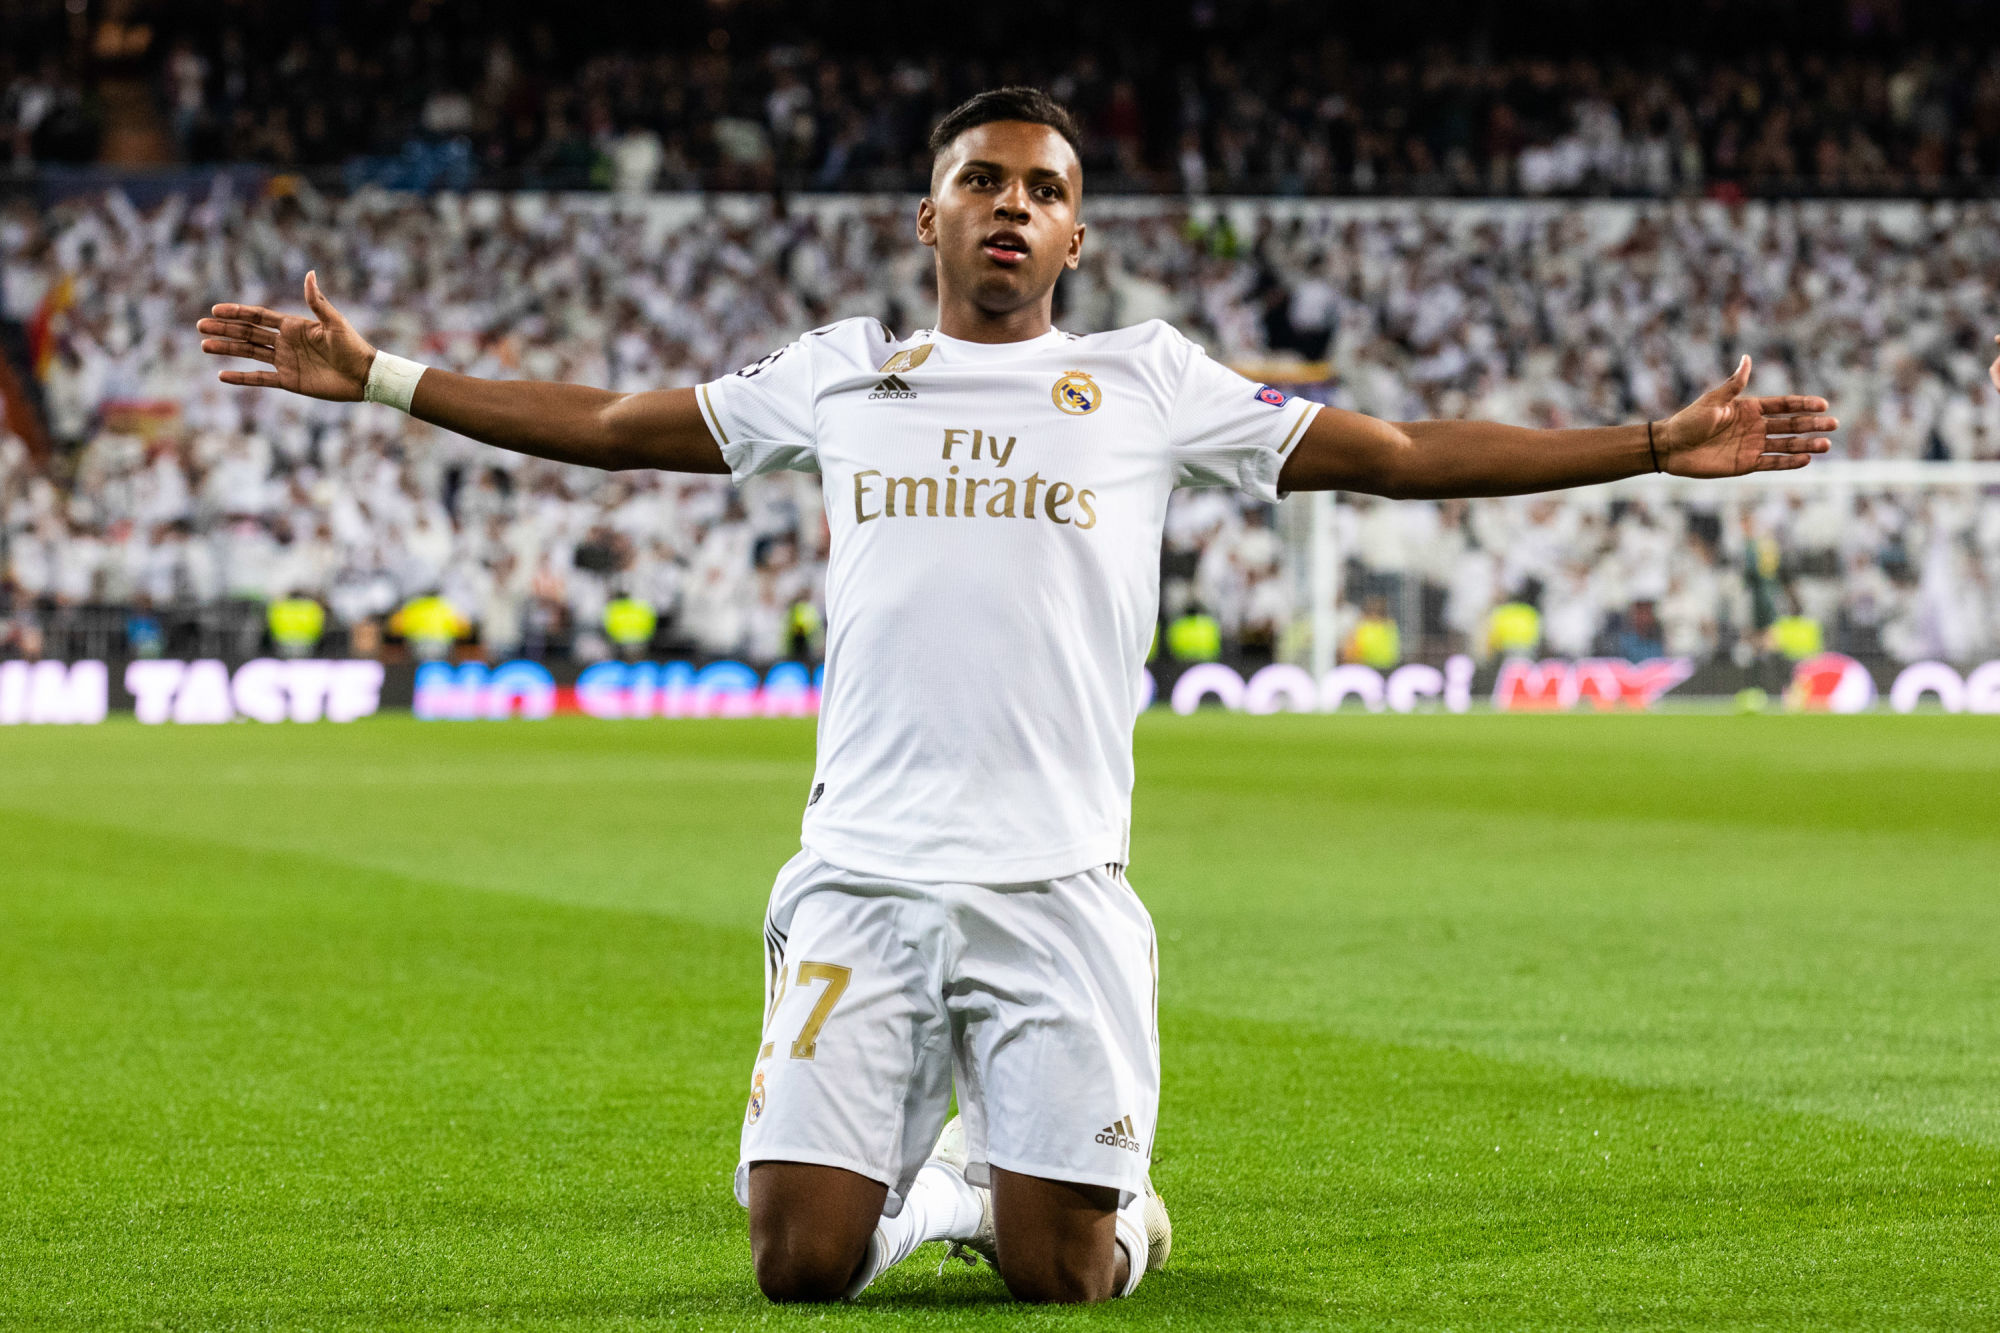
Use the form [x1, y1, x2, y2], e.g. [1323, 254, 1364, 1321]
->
[1990, 335, 2000, 394]
[197, 271, 376, 402]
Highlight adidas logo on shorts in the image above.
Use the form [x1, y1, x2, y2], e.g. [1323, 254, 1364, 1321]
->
[1096, 1114, 1145, 1154]
[868, 373, 916, 400]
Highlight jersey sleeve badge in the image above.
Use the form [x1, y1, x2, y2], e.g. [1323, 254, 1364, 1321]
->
[879, 344, 933, 374]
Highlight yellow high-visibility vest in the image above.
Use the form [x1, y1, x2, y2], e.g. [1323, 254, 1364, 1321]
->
[1345, 615, 1401, 669]
[392, 595, 466, 646]
[786, 600, 824, 653]
[1489, 601, 1541, 655]
[267, 597, 325, 650]
[604, 598, 658, 648]
[1771, 615, 1823, 661]
[1167, 612, 1222, 662]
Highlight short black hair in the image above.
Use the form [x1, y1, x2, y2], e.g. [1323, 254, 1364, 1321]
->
[927, 87, 1082, 161]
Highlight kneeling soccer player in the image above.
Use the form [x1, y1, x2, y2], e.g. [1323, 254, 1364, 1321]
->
[196, 87, 1837, 1304]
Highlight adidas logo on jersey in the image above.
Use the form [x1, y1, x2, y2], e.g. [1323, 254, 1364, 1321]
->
[868, 374, 917, 400]
[1096, 1115, 1145, 1153]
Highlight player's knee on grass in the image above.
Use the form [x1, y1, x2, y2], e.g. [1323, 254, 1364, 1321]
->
[751, 1232, 864, 1303]
[746, 1161, 885, 1303]
[990, 1168, 1124, 1304]
[996, 1242, 1125, 1305]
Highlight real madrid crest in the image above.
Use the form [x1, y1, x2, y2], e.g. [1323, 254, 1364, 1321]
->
[1052, 369, 1101, 415]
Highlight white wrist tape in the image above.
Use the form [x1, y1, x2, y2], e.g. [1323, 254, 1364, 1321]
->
[363, 351, 428, 412]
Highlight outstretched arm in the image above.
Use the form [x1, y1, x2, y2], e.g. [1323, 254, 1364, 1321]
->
[195, 272, 727, 474]
[1278, 356, 1834, 498]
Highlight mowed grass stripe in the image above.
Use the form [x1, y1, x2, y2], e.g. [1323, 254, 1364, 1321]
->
[1135, 712, 2000, 844]
[3, 714, 1997, 1328]
[1, 809, 752, 1328]
[1162, 1013, 1999, 1329]
[1128, 715, 2000, 1148]
[5, 809, 1994, 1330]
[0, 719, 818, 924]
[4, 715, 1993, 1150]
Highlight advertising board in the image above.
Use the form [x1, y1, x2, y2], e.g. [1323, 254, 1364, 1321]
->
[4, 654, 1998, 722]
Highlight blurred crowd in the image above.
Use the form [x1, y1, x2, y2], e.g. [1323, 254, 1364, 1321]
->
[6, 1, 2000, 197]
[3, 185, 1999, 667]
[1319, 486, 2000, 671]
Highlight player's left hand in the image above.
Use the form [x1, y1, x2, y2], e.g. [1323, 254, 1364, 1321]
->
[1655, 355, 1836, 477]
[1988, 334, 2000, 393]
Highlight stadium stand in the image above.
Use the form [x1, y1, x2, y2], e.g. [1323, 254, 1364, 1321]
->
[6, 1, 2000, 196]
[3, 185, 1998, 671]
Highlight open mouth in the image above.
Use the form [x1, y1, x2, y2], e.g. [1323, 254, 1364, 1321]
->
[981, 232, 1030, 266]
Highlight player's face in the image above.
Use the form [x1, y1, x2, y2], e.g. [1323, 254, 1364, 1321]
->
[918, 121, 1085, 318]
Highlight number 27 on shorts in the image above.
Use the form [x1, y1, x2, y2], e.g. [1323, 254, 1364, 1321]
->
[764, 961, 851, 1061]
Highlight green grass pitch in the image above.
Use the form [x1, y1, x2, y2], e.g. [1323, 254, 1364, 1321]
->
[3, 712, 1997, 1330]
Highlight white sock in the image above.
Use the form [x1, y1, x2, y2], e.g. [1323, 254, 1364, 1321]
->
[1113, 1191, 1149, 1297]
[840, 1162, 986, 1299]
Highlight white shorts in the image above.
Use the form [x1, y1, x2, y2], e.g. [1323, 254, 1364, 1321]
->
[734, 849, 1159, 1216]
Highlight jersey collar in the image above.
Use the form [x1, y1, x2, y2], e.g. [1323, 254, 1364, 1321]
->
[913, 326, 1067, 358]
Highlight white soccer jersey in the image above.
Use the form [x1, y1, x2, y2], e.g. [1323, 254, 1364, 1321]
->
[698, 318, 1319, 882]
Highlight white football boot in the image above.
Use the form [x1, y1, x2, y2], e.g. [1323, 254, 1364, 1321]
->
[1141, 1175, 1172, 1271]
[930, 1116, 998, 1270]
